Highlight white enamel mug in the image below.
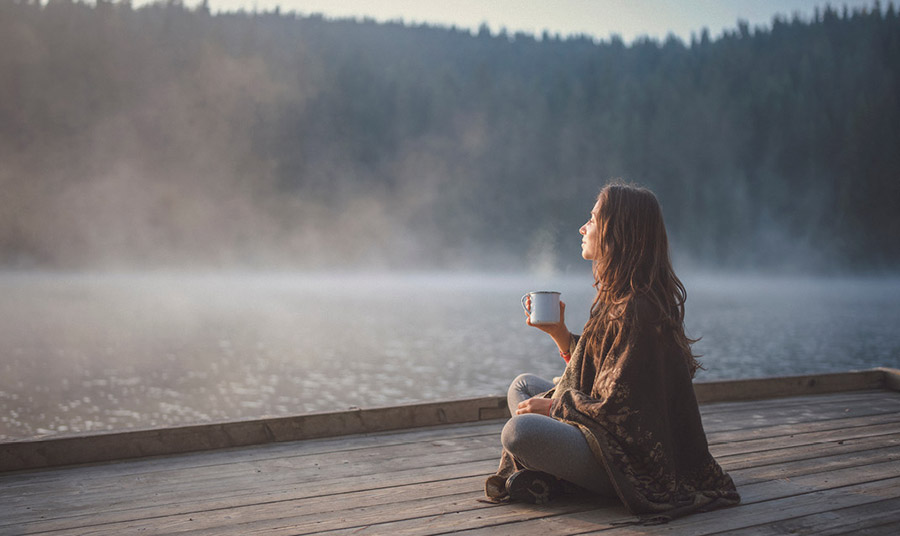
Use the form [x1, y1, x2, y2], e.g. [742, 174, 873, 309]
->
[521, 291, 561, 325]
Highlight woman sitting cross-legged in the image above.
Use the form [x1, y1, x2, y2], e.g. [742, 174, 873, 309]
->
[484, 182, 740, 524]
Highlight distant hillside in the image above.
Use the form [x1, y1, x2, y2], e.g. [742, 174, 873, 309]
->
[1, 1, 897, 272]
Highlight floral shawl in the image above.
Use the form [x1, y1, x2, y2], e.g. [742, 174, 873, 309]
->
[485, 297, 740, 522]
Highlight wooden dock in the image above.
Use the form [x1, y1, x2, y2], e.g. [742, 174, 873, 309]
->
[2, 368, 900, 535]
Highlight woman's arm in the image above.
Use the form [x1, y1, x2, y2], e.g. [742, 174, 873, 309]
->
[515, 397, 554, 415]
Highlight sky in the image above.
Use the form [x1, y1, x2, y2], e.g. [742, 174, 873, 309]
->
[138, 0, 880, 43]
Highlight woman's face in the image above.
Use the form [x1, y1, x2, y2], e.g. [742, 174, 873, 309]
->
[579, 198, 602, 260]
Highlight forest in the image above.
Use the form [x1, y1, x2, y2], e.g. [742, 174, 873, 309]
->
[1, 1, 898, 273]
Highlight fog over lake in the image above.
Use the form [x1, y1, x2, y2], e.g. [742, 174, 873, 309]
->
[1, 4, 898, 447]
[1, 272, 898, 441]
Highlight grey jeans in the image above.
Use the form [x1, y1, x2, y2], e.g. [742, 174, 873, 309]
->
[503, 373, 615, 496]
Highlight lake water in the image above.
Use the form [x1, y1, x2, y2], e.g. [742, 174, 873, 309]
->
[1, 272, 898, 441]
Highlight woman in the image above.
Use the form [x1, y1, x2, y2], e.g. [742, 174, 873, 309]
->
[484, 182, 739, 522]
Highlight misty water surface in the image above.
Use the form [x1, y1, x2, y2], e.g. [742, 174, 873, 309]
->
[1, 272, 898, 440]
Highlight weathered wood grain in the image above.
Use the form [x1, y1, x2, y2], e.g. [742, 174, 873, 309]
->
[8, 402, 900, 535]
[451, 468, 900, 536]
[3, 368, 895, 473]
[4, 407, 895, 522]
[720, 496, 900, 535]
[3, 382, 900, 535]
[0, 396, 510, 473]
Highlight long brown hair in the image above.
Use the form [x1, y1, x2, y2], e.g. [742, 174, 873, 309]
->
[581, 182, 701, 376]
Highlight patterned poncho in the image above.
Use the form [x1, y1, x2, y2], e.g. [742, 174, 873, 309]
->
[485, 296, 740, 522]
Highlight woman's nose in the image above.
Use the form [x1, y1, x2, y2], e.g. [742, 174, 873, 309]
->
[579, 225, 586, 235]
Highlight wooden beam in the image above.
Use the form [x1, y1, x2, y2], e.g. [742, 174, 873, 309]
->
[878, 367, 900, 391]
[4, 390, 900, 535]
[0, 368, 894, 472]
[0, 396, 508, 473]
[693, 369, 887, 403]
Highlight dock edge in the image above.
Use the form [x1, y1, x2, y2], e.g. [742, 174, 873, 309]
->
[2, 367, 898, 473]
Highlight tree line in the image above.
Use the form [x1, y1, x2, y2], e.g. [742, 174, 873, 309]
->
[1, 0, 897, 273]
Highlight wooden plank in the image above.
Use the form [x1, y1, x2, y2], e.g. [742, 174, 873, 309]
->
[0, 432, 501, 506]
[7, 390, 896, 501]
[700, 396, 900, 434]
[0, 462, 884, 532]
[5, 387, 900, 536]
[879, 367, 900, 392]
[0, 432, 500, 491]
[454, 467, 900, 536]
[13, 429, 898, 536]
[1, 451, 499, 512]
[211, 497, 603, 536]
[718, 496, 900, 535]
[588, 480, 900, 535]
[707, 413, 900, 448]
[831, 526, 900, 536]
[728, 444, 900, 487]
[1, 460, 499, 534]
[0, 396, 511, 472]
[0, 428, 866, 535]
[0, 430, 503, 524]
[693, 369, 886, 404]
[0, 442, 502, 515]
[4, 389, 895, 492]
[299, 462, 900, 536]
[10, 406, 893, 511]
[7, 412, 894, 526]
[9, 475, 490, 536]
[697, 389, 894, 415]
[829, 524, 900, 536]
[709, 420, 900, 460]
[11, 490, 598, 536]
[701, 389, 900, 415]
[596, 471, 900, 535]
[374, 439, 900, 536]
[1, 369, 891, 473]
[3, 398, 896, 528]
[0, 420, 504, 486]
[4, 431, 501, 489]
[10, 388, 893, 491]
[728, 459, 900, 504]
[716, 431, 900, 471]
[156, 447, 900, 535]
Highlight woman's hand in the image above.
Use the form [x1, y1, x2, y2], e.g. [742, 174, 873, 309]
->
[524, 297, 572, 353]
[516, 397, 553, 416]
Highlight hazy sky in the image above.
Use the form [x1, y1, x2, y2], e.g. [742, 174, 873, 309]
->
[143, 0, 879, 43]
